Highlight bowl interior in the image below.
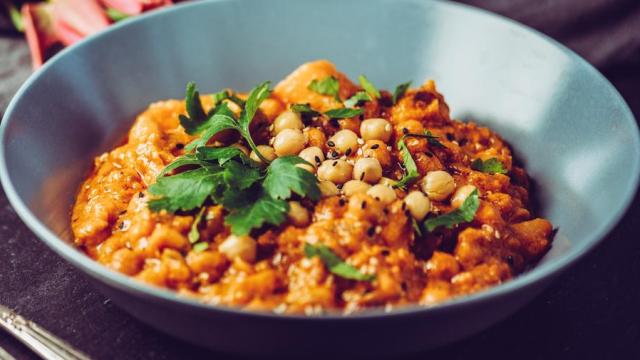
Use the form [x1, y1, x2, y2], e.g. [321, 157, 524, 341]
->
[1, 0, 639, 311]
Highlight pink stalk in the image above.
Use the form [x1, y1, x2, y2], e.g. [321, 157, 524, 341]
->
[21, 3, 58, 68]
[52, 0, 110, 46]
[100, 0, 173, 15]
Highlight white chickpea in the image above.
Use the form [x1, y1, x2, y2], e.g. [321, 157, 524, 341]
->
[318, 180, 339, 197]
[360, 118, 393, 142]
[273, 128, 306, 156]
[218, 235, 257, 262]
[342, 180, 372, 196]
[317, 159, 353, 184]
[367, 184, 397, 205]
[230, 143, 249, 156]
[328, 129, 359, 155]
[273, 110, 303, 135]
[353, 157, 382, 184]
[249, 145, 277, 164]
[404, 191, 431, 220]
[451, 185, 478, 208]
[298, 146, 325, 169]
[287, 201, 310, 227]
[296, 163, 315, 173]
[421, 170, 456, 201]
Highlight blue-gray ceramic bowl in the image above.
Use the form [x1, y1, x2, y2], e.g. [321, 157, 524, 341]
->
[1, 0, 639, 357]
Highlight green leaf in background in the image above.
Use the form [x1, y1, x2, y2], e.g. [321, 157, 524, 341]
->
[424, 189, 480, 232]
[291, 103, 322, 117]
[324, 107, 363, 119]
[344, 91, 372, 108]
[304, 243, 375, 281]
[106, 8, 129, 22]
[392, 81, 412, 104]
[188, 207, 206, 243]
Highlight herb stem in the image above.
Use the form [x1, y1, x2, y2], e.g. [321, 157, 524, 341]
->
[242, 130, 269, 164]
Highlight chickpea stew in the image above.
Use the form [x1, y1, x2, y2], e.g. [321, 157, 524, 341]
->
[71, 60, 554, 314]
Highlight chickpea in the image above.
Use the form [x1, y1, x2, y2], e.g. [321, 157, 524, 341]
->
[305, 127, 327, 150]
[230, 143, 249, 156]
[421, 170, 456, 201]
[361, 140, 392, 168]
[298, 146, 325, 169]
[353, 157, 382, 184]
[273, 128, 306, 156]
[287, 201, 310, 227]
[451, 185, 478, 208]
[318, 180, 339, 197]
[360, 118, 393, 142]
[317, 159, 353, 184]
[249, 145, 277, 164]
[328, 129, 358, 155]
[404, 191, 431, 220]
[296, 163, 315, 173]
[218, 235, 257, 262]
[342, 180, 372, 196]
[367, 184, 397, 205]
[395, 119, 425, 138]
[378, 177, 397, 187]
[273, 110, 303, 134]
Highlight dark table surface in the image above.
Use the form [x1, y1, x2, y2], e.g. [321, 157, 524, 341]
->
[1, 1, 639, 359]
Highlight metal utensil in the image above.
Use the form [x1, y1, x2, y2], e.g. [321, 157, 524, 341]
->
[0, 304, 90, 360]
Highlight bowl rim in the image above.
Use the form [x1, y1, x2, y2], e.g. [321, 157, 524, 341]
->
[1, 0, 639, 321]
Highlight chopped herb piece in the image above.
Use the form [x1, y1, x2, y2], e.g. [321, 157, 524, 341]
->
[263, 156, 321, 201]
[179, 82, 209, 134]
[403, 131, 446, 149]
[189, 208, 206, 243]
[358, 74, 380, 99]
[196, 146, 250, 165]
[304, 243, 375, 281]
[308, 76, 340, 101]
[291, 103, 321, 117]
[225, 192, 289, 236]
[106, 8, 129, 22]
[324, 107, 364, 119]
[424, 189, 480, 232]
[392, 81, 412, 104]
[471, 158, 507, 174]
[394, 138, 419, 189]
[192, 242, 209, 252]
[412, 218, 423, 237]
[344, 91, 372, 108]
[148, 167, 223, 213]
[158, 154, 215, 177]
[7, 3, 24, 31]
[212, 89, 230, 104]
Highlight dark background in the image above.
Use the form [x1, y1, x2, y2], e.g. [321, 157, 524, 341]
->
[1, 0, 639, 359]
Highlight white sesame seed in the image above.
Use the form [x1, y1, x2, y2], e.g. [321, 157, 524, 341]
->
[357, 138, 365, 145]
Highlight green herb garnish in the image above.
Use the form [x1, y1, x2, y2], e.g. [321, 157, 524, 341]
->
[6, 3, 23, 31]
[424, 189, 480, 232]
[394, 138, 419, 189]
[149, 81, 320, 236]
[188, 208, 206, 243]
[324, 107, 364, 119]
[308, 76, 340, 101]
[358, 74, 380, 99]
[291, 103, 322, 117]
[402, 130, 445, 149]
[344, 91, 372, 108]
[304, 243, 375, 281]
[392, 81, 411, 104]
[471, 158, 507, 175]
[192, 242, 209, 252]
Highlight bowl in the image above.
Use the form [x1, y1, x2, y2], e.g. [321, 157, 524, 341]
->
[1, 0, 639, 357]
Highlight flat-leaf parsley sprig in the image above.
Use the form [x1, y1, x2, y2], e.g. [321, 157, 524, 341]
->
[148, 81, 320, 236]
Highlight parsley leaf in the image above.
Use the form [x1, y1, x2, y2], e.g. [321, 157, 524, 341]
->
[192, 242, 209, 252]
[424, 189, 480, 232]
[179, 82, 208, 134]
[223, 160, 262, 190]
[188, 207, 206, 243]
[159, 154, 213, 177]
[225, 193, 288, 236]
[471, 158, 507, 174]
[196, 146, 250, 165]
[148, 167, 223, 213]
[291, 103, 322, 117]
[304, 243, 375, 281]
[308, 76, 340, 101]
[263, 156, 321, 201]
[392, 81, 412, 104]
[324, 107, 364, 119]
[403, 131, 446, 149]
[394, 138, 419, 189]
[185, 105, 237, 151]
[358, 74, 380, 99]
[344, 91, 372, 108]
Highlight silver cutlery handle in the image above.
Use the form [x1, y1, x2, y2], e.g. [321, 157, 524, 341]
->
[0, 305, 90, 360]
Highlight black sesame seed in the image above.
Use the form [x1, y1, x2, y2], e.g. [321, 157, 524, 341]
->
[459, 138, 468, 146]
[332, 160, 338, 167]
[381, 249, 390, 256]
[367, 226, 375, 237]
[314, 156, 321, 165]
[383, 208, 389, 215]
[402, 128, 409, 134]
[360, 172, 365, 181]
[370, 144, 380, 150]
[118, 222, 125, 230]
[328, 140, 336, 147]
[445, 133, 455, 141]
[361, 201, 367, 209]
[337, 183, 344, 190]
[138, 192, 144, 198]
[331, 150, 339, 158]
[345, 148, 352, 156]
[176, 143, 184, 150]
[329, 119, 340, 128]
[119, 210, 127, 215]
[339, 198, 346, 206]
